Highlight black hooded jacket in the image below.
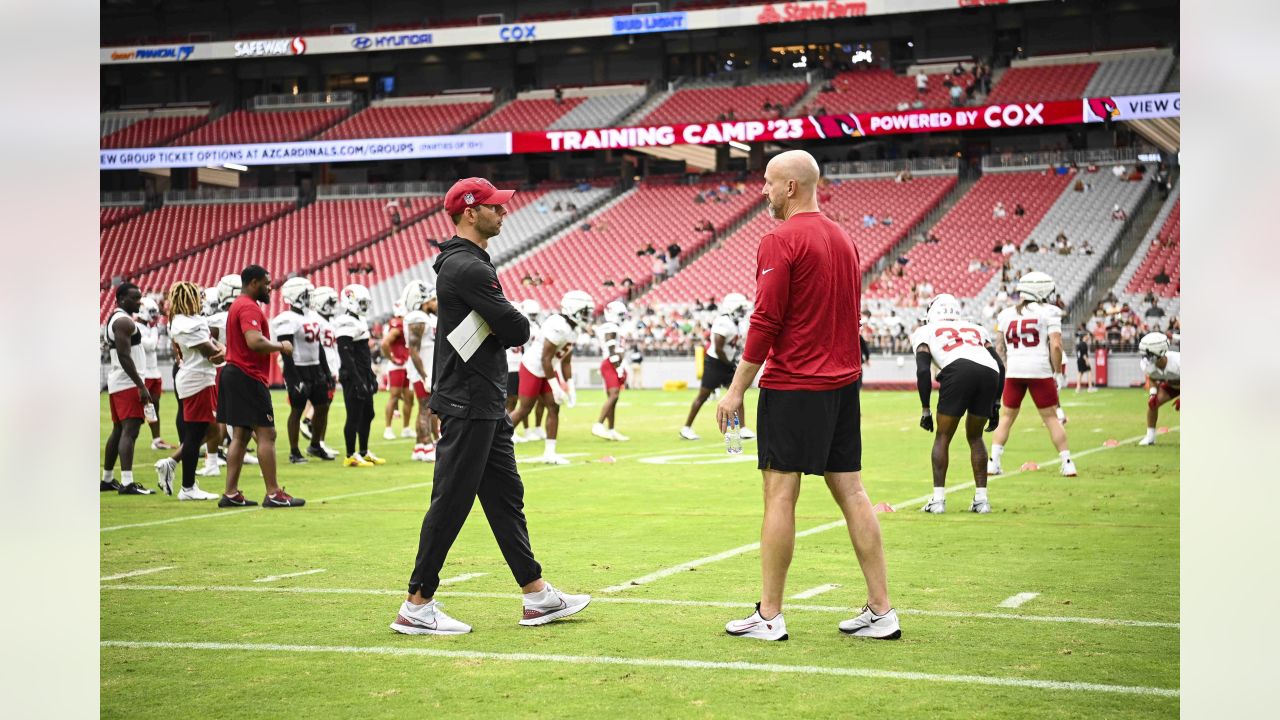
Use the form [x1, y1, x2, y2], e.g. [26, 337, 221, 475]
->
[428, 237, 530, 419]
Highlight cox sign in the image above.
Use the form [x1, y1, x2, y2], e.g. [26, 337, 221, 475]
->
[500, 24, 537, 42]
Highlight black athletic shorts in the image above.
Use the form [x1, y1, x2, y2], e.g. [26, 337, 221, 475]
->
[1076, 357, 1091, 373]
[757, 379, 861, 476]
[701, 356, 736, 390]
[285, 365, 331, 407]
[507, 371, 520, 398]
[217, 364, 275, 429]
[936, 359, 1001, 418]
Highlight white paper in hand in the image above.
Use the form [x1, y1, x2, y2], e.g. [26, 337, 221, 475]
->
[446, 310, 491, 362]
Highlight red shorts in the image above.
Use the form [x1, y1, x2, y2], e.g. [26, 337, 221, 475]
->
[1159, 382, 1180, 398]
[145, 377, 163, 400]
[412, 379, 430, 401]
[1002, 377, 1059, 410]
[182, 385, 218, 423]
[600, 358, 626, 390]
[387, 367, 409, 389]
[518, 365, 553, 399]
[109, 388, 145, 423]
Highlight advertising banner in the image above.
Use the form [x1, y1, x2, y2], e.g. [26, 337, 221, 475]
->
[1082, 92, 1180, 123]
[99, 134, 511, 170]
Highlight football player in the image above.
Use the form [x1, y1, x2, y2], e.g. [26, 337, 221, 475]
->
[382, 300, 415, 440]
[507, 299, 543, 443]
[912, 294, 1004, 514]
[1137, 332, 1180, 445]
[101, 282, 154, 494]
[401, 281, 440, 462]
[301, 285, 340, 456]
[593, 300, 631, 441]
[335, 284, 384, 467]
[509, 290, 592, 464]
[681, 292, 756, 440]
[988, 272, 1077, 477]
[271, 277, 336, 464]
[136, 296, 175, 450]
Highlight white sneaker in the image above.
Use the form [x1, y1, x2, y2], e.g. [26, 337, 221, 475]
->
[150, 438, 175, 450]
[422, 447, 436, 463]
[512, 432, 528, 444]
[532, 427, 547, 440]
[520, 583, 591, 626]
[1060, 458, 1078, 477]
[320, 441, 339, 456]
[608, 429, 629, 442]
[154, 458, 176, 496]
[401, 427, 416, 439]
[839, 605, 902, 639]
[178, 483, 219, 501]
[970, 498, 991, 514]
[986, 457, 1002, 476]
[1138, 435, 1156, 446]
[390, 600, 472, 635]
[920, 498, 945, 514]
[725, 603, 788, 641]
[540, 453, 571, 465]
[197, 462, 220, 477]
[679, 426, 700, 441]
[739, 427, 756, 440]
[523, 428, 541, 442]
[592, 423, 614, 440]
[243, 453, 259, 466]
[383, 428, 397, 441]
[411, 445, 427, 462]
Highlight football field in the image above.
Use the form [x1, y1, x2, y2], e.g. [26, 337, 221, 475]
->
[100, 386, 1179, 718]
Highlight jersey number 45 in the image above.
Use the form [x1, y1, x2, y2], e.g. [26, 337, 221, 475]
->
[1004, 319, 1041, 348]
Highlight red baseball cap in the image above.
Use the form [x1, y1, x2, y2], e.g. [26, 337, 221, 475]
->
[444, 177, 515, 216]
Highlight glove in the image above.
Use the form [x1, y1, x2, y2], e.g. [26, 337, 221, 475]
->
[1055, 373, 1066, 390]
[919, 410, 933, 433]
[986, 403, 1000, 432]
[551, 380, 569, 406]
[567, 383, 578, 408]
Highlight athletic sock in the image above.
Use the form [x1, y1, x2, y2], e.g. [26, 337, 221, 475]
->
[1145, 427, 1157, 440]
[974, 487, 988, 502]
[681, 425, 691, 432]
[544, 439, 557, 455]
[1059, 450, 1071, 462]
[406, 600, 426, 612]
[120, 471, 134, 486]
[523, 586, 554, 606]
[932, 487, 946, 502]
[991, 444, 1004, 460]
[102, 469, 114, 483]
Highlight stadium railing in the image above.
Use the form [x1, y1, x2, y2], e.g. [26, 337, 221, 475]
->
[250, 91, 356, 110]
[162, 186, 300, 205]
[825, 156, 959, 178]
[982, 147, 1144, 171]
[316, 181, 449, 199]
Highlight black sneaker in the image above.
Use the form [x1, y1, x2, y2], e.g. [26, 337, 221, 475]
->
[306, 444, 336, 461]
[263, 489, 305, 508]
[100, 480, 121, 492]
[118, 482, 154, 495]
[289, 452, 308, 464]
[217, 447, 229, 461]
[218, 492, 258, 508]
[300, 418, 313, 439]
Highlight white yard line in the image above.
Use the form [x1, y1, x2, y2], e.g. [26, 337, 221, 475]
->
[439, 572, 487, 585]
[600, 430, 1174, 593]
[790, 583, 841, 600]
[99, 566, 175, 581]
[253, 569, 326, 583]
[98, 584, 1178, 629]
[100, 640, 1177, 698]
[999, 592, 1041, 609]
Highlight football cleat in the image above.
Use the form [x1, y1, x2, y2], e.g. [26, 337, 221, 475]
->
[363, 451, 387, 466]
[178, 483, 219, 501]
[118, 481, 154, 496]
[300, 418, 313, 439]
[986, 458, 1002, 476]
[920, 498, 945, 514]
[540, 453, 571, 465]
[242, 453, 259, 466]
[383, 428, 397, 441]
[591, 423, 614, 441]
[344, 454, 374, 468]
[306, 444, 337, 461]
[970, 498, 991, 514]
[739, 427, 756, 440]
[217, 492, 257, 508]
[725, 603, 788, 641]
[1060, 458, 1078, 477]
[401, 427, 417, 439]
[151, 438, 176, 450]
[608, 429, 629, 442]
[263, 489, 305, 508]
[288, 452, 308, 464]
[197, 462, 221, 477]
[1139, 434, 1157, 446]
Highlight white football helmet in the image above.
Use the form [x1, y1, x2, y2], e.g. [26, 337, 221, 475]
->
[311, 286, 338, 318]
[1016, 271, 1056, 304]
[721, 292, 751, 319]
[1139, 332, 1169, 359]
[137, 297, 159, 323]
[603, 300, 629, 325]
[400, 280, 435, 311]
[560, 290, 594, 327]
[216, 274, 241, 310]
[280, 277, 314, 312]
[202, 287, 220, 316]
[520, 299, 541, 319]
[927, 293, 963, 324]
[341, 284, 372, 316]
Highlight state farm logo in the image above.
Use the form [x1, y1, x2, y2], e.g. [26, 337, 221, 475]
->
[234, 36, 307, 57]
[757, 5, 782, 22]
[757, 1, 866, 23]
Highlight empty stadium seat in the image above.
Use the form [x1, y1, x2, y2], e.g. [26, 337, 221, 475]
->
[470, 98, 585, 134]
[319, 101, 491, 140]
[1119, 191, 1180, 307]
[810, 69, 970, 115]
[640, 82, 807, 126]
[172, 108, 346, 146]
[101, 116, 208, 148]
[986, 63, 1099, 104]
[100, 206, 145, 229]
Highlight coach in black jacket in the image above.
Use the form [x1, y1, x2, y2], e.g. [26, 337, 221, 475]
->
[394, 178, 591, 635]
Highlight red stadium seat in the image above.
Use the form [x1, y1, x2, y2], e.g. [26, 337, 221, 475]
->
[1124, 200, 1180, 298]
[986, 63, 1100, 105]
[319, 101, 492, 140]
[171, 108, 346, 146]
[470, 98, 585, 134]
[641, 83, 807, 126]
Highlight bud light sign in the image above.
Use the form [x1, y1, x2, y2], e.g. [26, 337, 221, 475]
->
[612, 12, 688, 35]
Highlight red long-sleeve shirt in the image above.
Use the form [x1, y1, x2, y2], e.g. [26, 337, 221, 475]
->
[742, 211, 862, 390]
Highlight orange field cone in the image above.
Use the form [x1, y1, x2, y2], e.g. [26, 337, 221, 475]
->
[1103, 439, 1119, 447]
[599, 455, 617, 464]
[873, 502, 895, 513]
[1157, 427, 1170, 434]
[1020, 462, 1040, 471]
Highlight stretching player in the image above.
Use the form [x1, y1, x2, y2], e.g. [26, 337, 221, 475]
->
[509, 290, 593, 464]
[518, 300, 548, 442]
[402, 281, 440, 462]
[272, 278, 336, 464]
[681, 293, 755, 440]
[505, 300, 534, 443]
[136, 297, 175, 450]
[988, 272, 1077, 477]
[335, 284, 384, 467]
[593, 300, 630, 441]
[382, 301, 414, 440]
[101, 282, 154, 495]
[1137, 332, 1180, 445]
[912, 295, 1004, 514]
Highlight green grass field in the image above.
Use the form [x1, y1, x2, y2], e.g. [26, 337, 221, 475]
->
[100, 386, 1178, 718]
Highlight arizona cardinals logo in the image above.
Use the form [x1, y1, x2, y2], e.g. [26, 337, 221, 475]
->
[810, 112, 866, 139]
[1087, 97, 1119, 121]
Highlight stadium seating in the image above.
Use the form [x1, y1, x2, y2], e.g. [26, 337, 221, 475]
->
[548, 86, 647, 130]
[865, 171, 1072, 302]
[500, 180, 761, 311]
[101, 116, 208, 148]
[172, 108, 347, 146]
[318, 97, 492, 140]
[1113, 186, 1180, 317]
[1083, 53, 1176, 97]
[470, 98, 585, 134]
[808, 69, 971, 115]
[641, 176, 954, 307]
[985, 63, 1099, 104]
[639, 80, 807, 126]
[100, 202, 290, 285]
[100, 206, 145, 229]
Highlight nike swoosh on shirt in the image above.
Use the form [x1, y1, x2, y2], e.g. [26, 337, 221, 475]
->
[761, 268, 774, 275]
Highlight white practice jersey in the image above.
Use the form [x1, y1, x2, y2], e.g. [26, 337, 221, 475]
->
[521, 314, 575, 378]
[403, 310, 436, 384]
[103, 309, 147, 394]
[270, 309, 324, 367]
[1140, 351, 1180, 384]
[909, 320, 997, 372]
[706, 313, 742, 362]
[207, 310, 228, 368]
[597, 321, 623, 362]
[318, 315, 339, 375]
[996, 303, 1063, 378]
[508, 320, 539, 372]
[139, 322, 162, 379]
[332, 313, 370, 342]
[169, 314, 217, 399]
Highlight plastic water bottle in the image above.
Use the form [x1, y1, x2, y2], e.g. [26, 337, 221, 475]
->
[725, 413, 743, 455]
[143, 403, 158, 423]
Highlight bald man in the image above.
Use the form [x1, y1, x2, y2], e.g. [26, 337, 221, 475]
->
[717, 150, 899, 642]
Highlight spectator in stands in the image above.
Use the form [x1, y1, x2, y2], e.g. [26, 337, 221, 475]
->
[1001, 241, 1017, 256]
[385, 198, 402, 231]
[694, 191, 706, 204]
[652, 255, 666, 281]
[1144, 301, 1166, 321]
[621, 276, 634, 289]
[521, 274, 534, 286]
[566, 201, 577, 213]
[535, 201, 548, 214]
[580, 221, 593, 232]
[596, 219, 608, 232]
[952, 62, 965, 77]
[1073, 178, 1086, 193]
[602, 279, 616, 288]
[1013, 202, 1025, 217]
[553, 202, 563, 212]
[862, 213, 876, 228]
[1025, 238, 1041, 253]
[926, 232, 941, 244]
[666, 252, 679, 278]
[895, 168, 913, 183]
[1112, 164, 1126, 180]
[763, 101, 774, 113]
[1111, 204, 1128, 221]
[949, 83, 963, 107]
[554, 86, 564, 105]
[916, 71, 928, 95]
[1056, 234, 1072, 255]
[992, 202, 1007, 219]
[637, 242, 656, 256]
[881, 216, 894, 226]
[667, 242, 681, 259]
